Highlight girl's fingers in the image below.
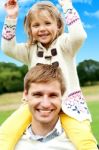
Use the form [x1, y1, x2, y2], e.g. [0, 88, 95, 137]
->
[4, 0, 17, 9]
[8, 0, 17, 5]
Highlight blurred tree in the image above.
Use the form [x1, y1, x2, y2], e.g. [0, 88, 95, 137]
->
[77, 59, 99, 86]
[0, 60, 99, 93]
[0, 62, 27, 94]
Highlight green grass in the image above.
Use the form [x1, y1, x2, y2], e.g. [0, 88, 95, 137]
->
[88, 101, 99, 143]
[82, 85, 99, 96]
[0, 92, 22, 105]
[0, 110, 15, 125]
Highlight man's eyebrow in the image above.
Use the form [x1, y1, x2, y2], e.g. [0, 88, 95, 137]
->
[49, 92, 60, 96]
[31, 91, 43, 95]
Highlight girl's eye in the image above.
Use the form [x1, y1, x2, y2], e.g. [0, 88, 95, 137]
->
[45, 22, 51, 25]
[32, 24, 39, 28]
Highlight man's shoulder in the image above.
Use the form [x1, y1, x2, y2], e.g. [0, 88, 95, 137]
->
[15, 132, 76, 150]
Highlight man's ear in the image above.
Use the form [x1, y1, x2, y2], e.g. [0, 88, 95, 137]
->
[22, 90, 28, 102]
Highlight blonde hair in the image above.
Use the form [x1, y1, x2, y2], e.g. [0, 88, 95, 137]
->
[24, 64, 66, 95]
[24, 1, 64, 47]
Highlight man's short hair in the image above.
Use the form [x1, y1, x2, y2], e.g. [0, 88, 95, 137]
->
[24, 64, 66, 95]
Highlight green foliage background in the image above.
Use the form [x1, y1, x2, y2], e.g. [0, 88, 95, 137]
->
[77, 59, 99, 86]
[0, 59, 99, 94]
[0, 62, 28, 94]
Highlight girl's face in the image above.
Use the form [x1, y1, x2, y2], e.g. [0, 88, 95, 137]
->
[31, 9, 59, 48]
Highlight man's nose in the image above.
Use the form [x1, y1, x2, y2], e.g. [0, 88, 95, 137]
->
[41, 96, 51, 108]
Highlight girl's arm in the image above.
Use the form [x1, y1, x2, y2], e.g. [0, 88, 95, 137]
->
[59, 1, 98, 150]
[59, 0, 87, 56]
[1, 17, 30, 65]
[1, 0, 30, 65]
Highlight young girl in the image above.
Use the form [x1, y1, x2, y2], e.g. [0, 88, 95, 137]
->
[0, 0, 98, 150]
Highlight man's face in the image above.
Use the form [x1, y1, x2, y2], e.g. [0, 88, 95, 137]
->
[24, 81, 62, 125]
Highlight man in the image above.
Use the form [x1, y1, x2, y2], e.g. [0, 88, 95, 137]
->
[15, 64, 76, 150]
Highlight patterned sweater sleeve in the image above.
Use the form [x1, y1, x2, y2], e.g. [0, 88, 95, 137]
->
[1, 18, 30, 65]
[60, 0, 87, 56]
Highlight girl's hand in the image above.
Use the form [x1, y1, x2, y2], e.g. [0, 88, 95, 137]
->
[8, 0, 17, 5]
[4, 0, 19, 19]
[59, 0, 71, 6]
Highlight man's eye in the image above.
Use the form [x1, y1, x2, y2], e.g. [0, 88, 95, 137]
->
[32, 93, 42, 97]
[50, 94, 58, 98]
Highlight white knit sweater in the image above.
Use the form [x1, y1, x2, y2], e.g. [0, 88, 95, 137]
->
[1, 1, 91, 121]
[15, 121, 76, 150]
[15, 133, 76, 150]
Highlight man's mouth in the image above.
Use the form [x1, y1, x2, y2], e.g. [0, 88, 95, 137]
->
[36, 109, 54, 116]
[37, 109, 53, 112]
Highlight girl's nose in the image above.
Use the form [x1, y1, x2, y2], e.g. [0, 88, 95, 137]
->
[39, 25, 45, 31]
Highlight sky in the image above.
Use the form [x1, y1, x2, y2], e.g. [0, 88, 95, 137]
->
[0, 0, 99, 66]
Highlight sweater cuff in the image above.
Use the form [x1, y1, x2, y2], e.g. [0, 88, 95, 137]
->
[4, 17, 17, 26]
[62, 90, 92, 122]
[2, 18, 17, 41]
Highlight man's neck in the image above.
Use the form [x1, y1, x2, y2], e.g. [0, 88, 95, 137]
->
[31, 118, 59, 136]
